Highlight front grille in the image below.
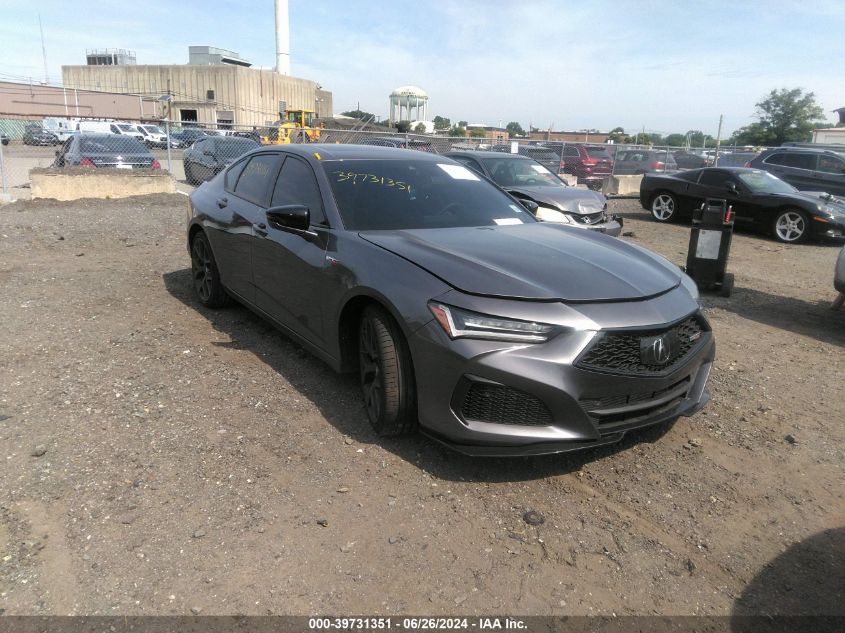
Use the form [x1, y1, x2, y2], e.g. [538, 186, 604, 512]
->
[576, 316, 705, 376]
[580, 377, 691, 430]
[460, 382, 553, 426]
[573, 211, 605, 225]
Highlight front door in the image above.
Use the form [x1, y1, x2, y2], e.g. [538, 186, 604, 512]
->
[252, 155, 330, 346]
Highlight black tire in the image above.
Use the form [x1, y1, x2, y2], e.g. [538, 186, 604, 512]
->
[772, 209, 809, 244]
[650, 192, 678, 222]
[358, 306, 417, 436]
[189, 231, 231, 308]
[184, 162, 196, 186]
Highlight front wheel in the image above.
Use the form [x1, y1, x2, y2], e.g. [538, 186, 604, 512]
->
[650, 193, 677, 222]
[772, 209, 809, 243]
[358, 306, 417, 436]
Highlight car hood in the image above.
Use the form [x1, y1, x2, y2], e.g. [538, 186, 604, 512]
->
[505, 186, 606, 214]
[359, 223, 680, 302]
[791, 191, 845, 209]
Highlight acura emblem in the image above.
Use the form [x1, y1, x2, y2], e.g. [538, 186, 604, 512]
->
[640, 332, 679, 366]
[652, 337, 670, 364]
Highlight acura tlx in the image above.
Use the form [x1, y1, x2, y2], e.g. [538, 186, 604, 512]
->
[187, 144, 714, 456]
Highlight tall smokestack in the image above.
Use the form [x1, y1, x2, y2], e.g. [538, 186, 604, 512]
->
[275, 0, 290, 75]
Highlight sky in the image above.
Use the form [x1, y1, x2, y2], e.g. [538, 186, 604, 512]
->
[0, 0, 842, 137]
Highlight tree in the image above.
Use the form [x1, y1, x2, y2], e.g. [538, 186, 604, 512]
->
[433, 115, 451, 130]
[413, 122, 427, 134]
[731, 88, 826, 145]
[468, 128, 486, 138]
[607, 127, 629, 144]
[448, 125, 466, 137]
[505, 121, 525, 137]
[395, 120, 411, 133]
[458, 120, 468, 127]
[664, 133, 687, 147]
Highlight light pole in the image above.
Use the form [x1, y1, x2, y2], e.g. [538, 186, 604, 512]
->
[158, 95, 173, 172]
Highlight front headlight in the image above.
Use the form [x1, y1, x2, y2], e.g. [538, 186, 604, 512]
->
[680, 273, 700, 303]
[428, 303, 559, 343]
[536, 206, 574, 224]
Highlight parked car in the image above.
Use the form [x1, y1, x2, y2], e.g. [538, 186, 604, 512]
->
[673, 151, 711, 169]
[491, 144, 562, 174]
[359, 136, 434, 152]
[715, 152, 758, 168]
[556, 144, 614, 188]
[114, 123, 145, 142]
[1, 133, 9, 146]
[169, 128, 209, 148]
[444, 150, 621, 236]
[137, 124, 170, 148]
[52, 133, 160, 169]
[833, 246, 845, 309]
[639, 167, 845, 243]
[22, 124, 59, 146]
[187, 144, 713, 456]
[183, 136, 260, 184]
[747, 147, 845, 196]
[77, 120, 121, 135]
[614, 149, 677, 175]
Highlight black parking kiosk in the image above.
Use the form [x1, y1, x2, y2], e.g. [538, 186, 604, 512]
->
[685, 198, 734, 297]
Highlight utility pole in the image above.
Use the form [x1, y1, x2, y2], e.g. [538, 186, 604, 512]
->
[38, 14, 49, 84]
[714, 114, 724, 167]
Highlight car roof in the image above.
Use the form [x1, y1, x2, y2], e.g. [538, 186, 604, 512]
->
[256, 143, 451, 162]
[764, 146, 845, 156]
[445, 149, 532, 160]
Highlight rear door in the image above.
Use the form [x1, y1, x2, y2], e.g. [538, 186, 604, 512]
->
[814, 153, 845, 196]
[762, 151, 818, 191]
[208, 153, 283, 304]
[252, 155, 331, 346]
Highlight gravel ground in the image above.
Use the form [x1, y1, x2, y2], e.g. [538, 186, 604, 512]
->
[0, 194, 842, 616]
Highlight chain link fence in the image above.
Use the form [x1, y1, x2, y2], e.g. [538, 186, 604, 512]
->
[0, 115, 771, 200]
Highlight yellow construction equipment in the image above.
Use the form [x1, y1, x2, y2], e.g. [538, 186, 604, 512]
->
[260, 109, 322, 145]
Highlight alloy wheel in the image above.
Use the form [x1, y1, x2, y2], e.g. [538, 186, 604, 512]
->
[359, 317, 382, 422]
[652, 194, 675, 221]
[191, 237, 213, 302]
[775, 211, 806, 243]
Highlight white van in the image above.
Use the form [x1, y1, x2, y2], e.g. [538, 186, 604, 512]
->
[114, 123, 145, 142]
[43, 117, 79, 142]
[137, 124, 169, 148]
[77, 120, 121, 135]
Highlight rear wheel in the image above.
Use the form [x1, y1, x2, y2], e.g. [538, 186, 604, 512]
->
[650, 192, 677, 222]
[190, 232, 231, 308]
[772, 209, 809, 243]
[358, 306, 417, 436]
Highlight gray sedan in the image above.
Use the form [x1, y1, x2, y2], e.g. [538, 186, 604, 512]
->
[446, 150, 622, 236]
[187, 144, 713, 456]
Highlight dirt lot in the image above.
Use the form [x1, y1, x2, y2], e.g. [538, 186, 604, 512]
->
[0, 194, 842, 617]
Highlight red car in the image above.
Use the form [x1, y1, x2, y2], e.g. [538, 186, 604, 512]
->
[559, 144, 614, 189]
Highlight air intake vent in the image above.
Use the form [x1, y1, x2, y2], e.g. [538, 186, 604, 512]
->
[461, 383, 552, 426]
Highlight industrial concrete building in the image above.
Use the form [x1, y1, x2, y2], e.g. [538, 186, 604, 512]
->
[63, 61, 332, 128]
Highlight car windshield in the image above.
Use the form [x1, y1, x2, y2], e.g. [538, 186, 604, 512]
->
[80, 136, 147, 153]
[215, 138, 259, 154]
[143, 125, 163, 134]
[586, 147, 611, 158]
[117, 124, 136, 132]
[481, 157, 564, 187]
[736, 170, 797, 194]
[324, 159, 538, 230]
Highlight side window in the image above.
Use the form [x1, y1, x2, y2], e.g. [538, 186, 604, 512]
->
[454, 157, 484, 175]
[817, 155, 845, 174]
[564, 146, 579, 157]
[270, 156, 327, 225]
[698, 170, 730, 187]
[110, 124, 120, 134]
[767, 152, 815, 170]
[225, 157, 249, 192]
[233, 154, 282, 206]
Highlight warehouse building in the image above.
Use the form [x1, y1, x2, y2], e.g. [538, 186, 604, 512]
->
[61, 46, 333, 129]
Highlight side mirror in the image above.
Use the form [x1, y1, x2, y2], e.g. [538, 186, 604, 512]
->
[266, 205, 310, 233]
[518, 199, 540, 215]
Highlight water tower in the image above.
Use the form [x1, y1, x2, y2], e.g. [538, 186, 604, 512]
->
[389, 86, 429, 124]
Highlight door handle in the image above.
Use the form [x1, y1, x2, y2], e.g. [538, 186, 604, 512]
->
[216, 197, 228, 208]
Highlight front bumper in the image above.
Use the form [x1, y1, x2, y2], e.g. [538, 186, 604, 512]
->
[584, 216, 622, 237]
[811, 215, 845, 241]
[409, 291, 714, 457]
